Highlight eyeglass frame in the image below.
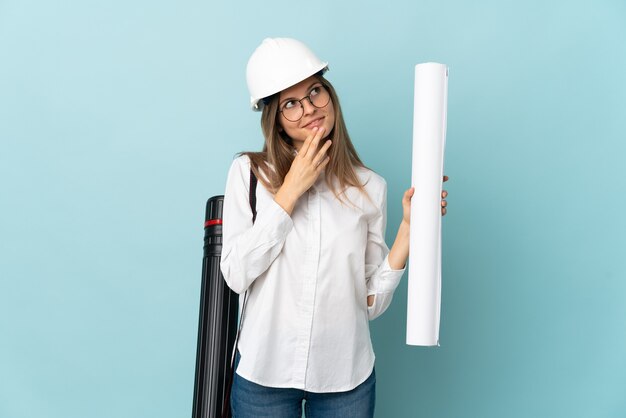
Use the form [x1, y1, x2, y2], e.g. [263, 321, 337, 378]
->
[278, 84, 331, 122]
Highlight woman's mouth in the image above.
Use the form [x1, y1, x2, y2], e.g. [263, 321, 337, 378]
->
[303, 117, 325, 129]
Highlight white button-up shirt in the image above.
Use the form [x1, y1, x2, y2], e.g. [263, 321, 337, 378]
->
[220, 155, 405, 393]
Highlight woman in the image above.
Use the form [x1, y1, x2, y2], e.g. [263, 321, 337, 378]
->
[220, 38, 448, 418]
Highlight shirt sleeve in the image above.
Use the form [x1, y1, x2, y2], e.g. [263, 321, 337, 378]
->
[220, 156, 294, 294]
[365, 179, 406, 320]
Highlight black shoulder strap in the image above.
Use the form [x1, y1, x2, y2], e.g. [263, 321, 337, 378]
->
[249, 169, 258, 224]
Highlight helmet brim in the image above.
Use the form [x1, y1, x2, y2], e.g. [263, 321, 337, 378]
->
[250, 65, 329, 111]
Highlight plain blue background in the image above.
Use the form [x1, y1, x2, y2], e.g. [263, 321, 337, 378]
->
[1, 1, 625, 417]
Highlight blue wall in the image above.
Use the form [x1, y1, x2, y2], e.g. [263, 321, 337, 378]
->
[1, 1, 625, 417]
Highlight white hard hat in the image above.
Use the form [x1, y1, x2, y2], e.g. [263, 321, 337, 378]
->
[246, 38, 329, 111]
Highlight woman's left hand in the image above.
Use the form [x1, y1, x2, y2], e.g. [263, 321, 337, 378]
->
[441, 175, 449, 216]
[402, 175, 449, 224]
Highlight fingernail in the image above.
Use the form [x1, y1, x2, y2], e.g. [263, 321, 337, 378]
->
[313, 127, 318, 131]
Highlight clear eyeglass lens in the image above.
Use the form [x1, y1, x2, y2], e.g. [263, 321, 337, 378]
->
[310, 87, 330, 108]
[282, 106, 301, 122]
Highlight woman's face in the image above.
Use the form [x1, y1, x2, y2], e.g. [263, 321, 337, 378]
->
[277, 76, 335, 151]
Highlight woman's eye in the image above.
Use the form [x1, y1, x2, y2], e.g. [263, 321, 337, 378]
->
[310, 87, 320, 97]
[284, 100, 297, 109]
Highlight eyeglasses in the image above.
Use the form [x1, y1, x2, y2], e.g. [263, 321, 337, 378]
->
[279, 84, 331, 122]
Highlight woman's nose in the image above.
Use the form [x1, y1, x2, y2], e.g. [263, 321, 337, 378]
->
[301, 97, 316, 115]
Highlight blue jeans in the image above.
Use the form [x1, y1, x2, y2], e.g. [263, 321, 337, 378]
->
[231, 352, 376, 418]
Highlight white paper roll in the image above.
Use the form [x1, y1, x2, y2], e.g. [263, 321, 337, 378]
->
[406, 63, 448, 347]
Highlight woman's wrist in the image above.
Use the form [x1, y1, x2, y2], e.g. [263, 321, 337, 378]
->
[274, 184, 299, 215]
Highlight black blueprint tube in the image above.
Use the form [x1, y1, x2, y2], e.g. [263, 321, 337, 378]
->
[192, 195, 239, 418]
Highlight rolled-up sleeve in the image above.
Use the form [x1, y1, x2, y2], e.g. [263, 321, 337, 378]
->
[364, 180, 406, 320]
[220, 157, 293, 294]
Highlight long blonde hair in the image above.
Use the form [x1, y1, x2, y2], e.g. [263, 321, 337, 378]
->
[240, 75, 368, 202]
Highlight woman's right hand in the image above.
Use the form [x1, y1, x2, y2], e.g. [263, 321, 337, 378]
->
[274, 127, 331, 215]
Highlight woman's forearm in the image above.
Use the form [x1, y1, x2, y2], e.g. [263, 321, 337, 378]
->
[367, 220, 410, 307]
[388, 220, 410, 270]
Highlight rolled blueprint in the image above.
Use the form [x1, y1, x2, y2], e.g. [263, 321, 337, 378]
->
[406, 63, 448, 346]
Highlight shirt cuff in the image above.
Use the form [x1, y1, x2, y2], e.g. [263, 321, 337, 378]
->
[367, 255, 405, 295]
[254, 197, 294, 240]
